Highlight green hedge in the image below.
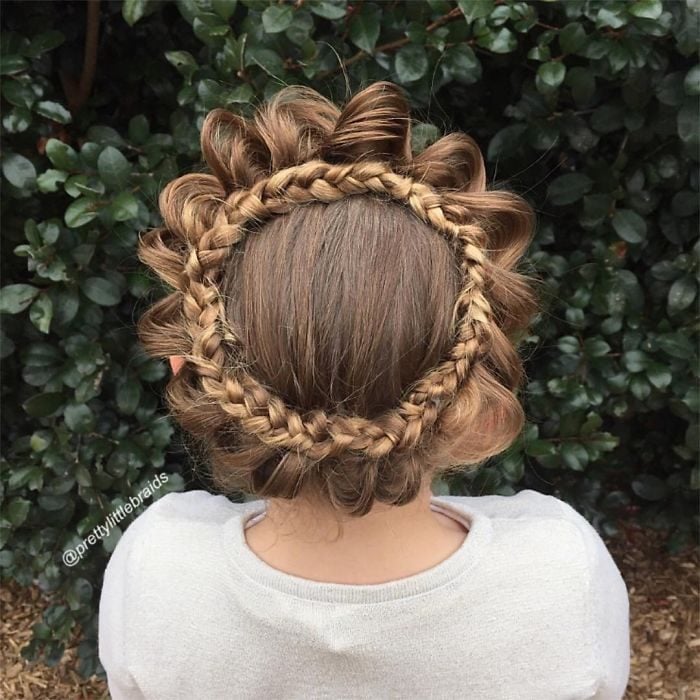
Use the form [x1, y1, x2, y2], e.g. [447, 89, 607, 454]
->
[1, 0, 698, 677]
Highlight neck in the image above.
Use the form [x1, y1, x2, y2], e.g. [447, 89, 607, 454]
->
[244, 478, 468, 584]
[262, 479, 440, 540]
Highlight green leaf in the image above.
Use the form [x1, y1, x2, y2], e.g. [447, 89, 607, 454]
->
[102, 526, 123, 553]
[45, 139, 79, 170]
[0, 55, 28, 75]
[348, 3, 381, 54]
[487, 124, 528, 161]
[657, 332, 694, 360]
[479, 27, 517, 54]
[97, 146, 131, 190]
[64, 404, 95, 433]
[440, 44, 481, 85]
[628, 0, 663, 20]
[111, 191, 139, 221]
[26, 30, 65, 56]
[37, 168, 68, 193]
[630, 375, 651, 401]
[583, 338, 611, 357]
[560, 442, 589, 471]
[224, 83, 254, 105]
[74, 465, 93, 487]
[0, 284, 39, 313]
[6, 498, 30, 527]
[646, 363, 672, 391]
[395, 45, 428, 83]
[567, 66, 596, 104]
[116, 379, 142, 415]
[128, 115, 149, 144]
[39, 220, 61, 246]
[525, 440, 557, 458]
[622, 350, 651, 373]
[557, 335, 580, 355]
[285, 11, 314, 46]
[30, 432, 50, 452]
[546, 173, 593, 206]
[64, 174, 106, 198]
[0, 329, 15, 358]
[51, 286, 80, 325]
[411, 123, 441, 153]
[310, 0, 347, 20]
[86, 125, 126, 147]
[3, 105, 32, 133]
[2, 80, 37, 109]
[536, 61, 566, 93]
[678, 100, 698, 146]
[667, 275, 696, 313]
[193, 14, 230, 45]
[262, 5, 294, 33]
[29, 295, 53, 334]
[2, 153, 36, 189]
[244, 46, 285, 77]
[80, 277, 123, 306]
[165, 50, 199, 80]
[122, 0, 149, 26]
[611, 209, 647, 244]
[23, 392, 64, 417]
[632, 474, 669, 501]
[558, 22, 586, 54]
[212, 0, 237, 20]
[596, 7, 627, 29]
[8, 466, 43, 490]
[684, 65, 700, 96]
[457, 0, 495, 23]
[34, 101, 72, 124]
[198, 79, 225, 109]
[66, 578, 93, 611]
[65, 197, 99, 228]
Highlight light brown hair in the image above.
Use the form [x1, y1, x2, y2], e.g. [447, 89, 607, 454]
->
[137, 81, 539, 517]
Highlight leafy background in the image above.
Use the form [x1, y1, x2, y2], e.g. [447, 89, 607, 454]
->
[1, 0, 698, 678]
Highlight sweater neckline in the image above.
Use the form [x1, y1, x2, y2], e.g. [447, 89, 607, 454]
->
[223, 496, 494, 604]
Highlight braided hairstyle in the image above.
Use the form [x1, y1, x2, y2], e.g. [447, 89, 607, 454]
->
[137, 81, 539, 517]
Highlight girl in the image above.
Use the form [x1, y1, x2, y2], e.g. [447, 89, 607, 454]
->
[98, 81, 630, 699]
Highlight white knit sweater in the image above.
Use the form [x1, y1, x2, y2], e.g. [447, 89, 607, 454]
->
[98, 488, 630, 699]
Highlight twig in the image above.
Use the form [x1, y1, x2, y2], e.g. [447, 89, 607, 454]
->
[318, 5, 464, 80]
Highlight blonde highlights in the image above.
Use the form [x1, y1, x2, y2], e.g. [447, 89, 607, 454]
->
[137, 82, 539, 516]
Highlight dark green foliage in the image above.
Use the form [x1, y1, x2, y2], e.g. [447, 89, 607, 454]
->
[1, 0, 698, 677]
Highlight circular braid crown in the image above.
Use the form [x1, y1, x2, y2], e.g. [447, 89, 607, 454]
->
[137, 81, 538, 514]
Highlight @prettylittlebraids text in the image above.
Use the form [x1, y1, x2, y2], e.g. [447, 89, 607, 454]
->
[62, 473, 169, 567]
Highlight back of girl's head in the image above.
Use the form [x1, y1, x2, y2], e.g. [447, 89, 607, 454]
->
[137, 81, 539, 517]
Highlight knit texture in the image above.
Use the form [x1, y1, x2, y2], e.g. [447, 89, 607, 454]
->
[98, 488, 630, 699]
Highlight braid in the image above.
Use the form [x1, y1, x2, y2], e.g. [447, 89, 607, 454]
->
[174, 161, 493, 460]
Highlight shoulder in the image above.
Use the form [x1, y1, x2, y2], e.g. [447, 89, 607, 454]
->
[128, 488, 251, 527]
[439, 489, 609, 549]
[438, 488, 629, 623]
[437, 487, 578, 522]
[98, 490, 258, 687]
[105, 490, 250, 579]
[440, 488, 630, 696]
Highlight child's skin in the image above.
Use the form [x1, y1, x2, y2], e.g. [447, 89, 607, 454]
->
[168, 355, 469, 585]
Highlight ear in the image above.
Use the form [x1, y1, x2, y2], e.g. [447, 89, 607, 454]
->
[169, 355, 185, 375]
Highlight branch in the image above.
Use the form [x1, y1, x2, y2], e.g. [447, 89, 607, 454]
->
[63, 0, 101, 116]
[318, 5, 464, 80]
